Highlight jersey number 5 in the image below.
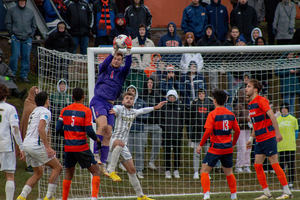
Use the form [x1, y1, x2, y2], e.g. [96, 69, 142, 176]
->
[223, 120, 229, 131]
[71, 115, 75, 127]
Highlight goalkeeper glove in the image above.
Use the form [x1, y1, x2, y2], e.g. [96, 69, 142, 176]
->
[125, 36, 132, 55]
[5, 76, 10, 81]
[97, 141, 102, 149]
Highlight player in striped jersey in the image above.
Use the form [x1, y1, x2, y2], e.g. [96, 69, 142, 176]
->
[245, 79, 293, 199]
[107, 92, 166, 200]
[0, 84, 25, 200]
[196, 89, 240, 200]
[56, 87, 102, 200]
[17, 91, 63, 200]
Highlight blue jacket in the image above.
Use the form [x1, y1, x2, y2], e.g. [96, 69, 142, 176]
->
[43, 0, 59, 23]
[205, 0, 228, 41]
[180, 73, 207, 107]
[181, 3, 208, 38]
[160, 76, 182, 96]
[93, 0, 117, 37]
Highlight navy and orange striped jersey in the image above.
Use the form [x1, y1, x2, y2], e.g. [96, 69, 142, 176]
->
[248, 95, 275, 142]
[200, 107, 240, 155]
[58, 103, 94, 152]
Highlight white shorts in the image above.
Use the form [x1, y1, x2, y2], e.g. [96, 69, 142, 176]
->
[0, 152, 16, 172]
[109, 138, 132, 162]
[24, 145, 54, 167]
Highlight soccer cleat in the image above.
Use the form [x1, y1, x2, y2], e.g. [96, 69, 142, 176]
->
[173, 170, 180, 178]
[165, 170, 171, 179]
[99, 163, 110, 177]
[109, 171, 122, 182]
[137, 171, 144, 179]
[244, 166, 252, 173]
[43, 197, 55, 200]
[275, 193, 293, 199]
[193, 172, 199, 179]
[17, 195, 26, 200]
[148, 162, 157, 170]
[137, 195, 155, 200]
[235, 167, 243, 173]
[255, 194, 273, 199]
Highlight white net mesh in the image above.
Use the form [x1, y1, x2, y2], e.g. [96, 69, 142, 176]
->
[38, 46, 300, 199]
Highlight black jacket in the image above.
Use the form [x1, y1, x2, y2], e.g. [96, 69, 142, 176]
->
[291, 28, 300, 44]
[230, 2, 257, 43]
[264, 0, 280, 22]
[142, 89, 162, 125]
[64, 0, 93, 37]
[109, 13, 135, 44]
[160, 101, 185, 138]
[124, 0, 152, 33]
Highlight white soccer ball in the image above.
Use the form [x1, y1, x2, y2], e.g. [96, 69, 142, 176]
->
[114, 34, 127, 49]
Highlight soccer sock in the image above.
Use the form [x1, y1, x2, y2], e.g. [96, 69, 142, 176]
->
[254, 164, 269, 192]
[201, 173, 210, 195]
[20, 185, 32, 198]
[226, 174, 237, 195]
[92, 176, 101, 198]
[271, 163, 290, 194]
[108, 145, 123, 173]
[62, 180, 72, 200]
[100, 145, 109, 164]
[94, 135, 103, 154]
[46, 183, 57, 199]
[128, 173, 144, 197]
[5, 180, 14, 200]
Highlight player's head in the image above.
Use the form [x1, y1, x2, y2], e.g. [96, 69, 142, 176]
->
[111, 51, 123, 69]
[280, 102, 289, 116]
[122, 92, 135, 108]
[212, 89, 227, 106]
[245, 79, 262, 97]
[73, 87, 84, 101]
[35, 91, 49, 107]
[198, 88, 205, 101]
[0, 84, 10, 101]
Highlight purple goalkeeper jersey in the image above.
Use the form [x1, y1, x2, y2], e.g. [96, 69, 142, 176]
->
[94, 54, 132, 101]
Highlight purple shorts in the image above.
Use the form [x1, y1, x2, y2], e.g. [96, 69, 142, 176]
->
[90, 95, 115, 127]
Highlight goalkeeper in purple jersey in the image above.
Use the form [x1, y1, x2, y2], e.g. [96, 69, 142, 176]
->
[90, 36, 132, 177]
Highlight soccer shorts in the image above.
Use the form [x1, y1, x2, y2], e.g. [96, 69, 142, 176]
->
[65, 149, 97, 169]
[109, 138, 132, 162]
[0, 152, 16, 172]
[90, 95, 115, 127]
[255, 136, 277, 157]
[203, 152, 233, 168]
[24, 145, 53, 167]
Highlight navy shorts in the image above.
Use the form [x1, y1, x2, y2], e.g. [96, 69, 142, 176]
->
[90, 95, 115, 126]
[65, 149, 97, 169]
[255, 137, 277, 157]
[203, 152, 233, 168]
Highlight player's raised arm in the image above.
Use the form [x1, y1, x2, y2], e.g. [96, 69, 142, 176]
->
[122, 36, 132, 75]
[135, 101, 167, 116]
[98, 38, 119, 74]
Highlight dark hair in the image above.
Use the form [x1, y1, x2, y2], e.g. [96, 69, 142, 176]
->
[0, 84, 10, 101]
[198, 88, 205, 94]
[227, 26, 240, 45]
[249, 79, 262, 93]
[35, 91, 48, 106]
[212, 89, 227, 106]
[59, 81, 66, 85]
[73, 87, 84, 101]
[115, 51, 124, 58]
[254, 37, 267, 45]
[138, 23, 146, 29]
[122, 92, 135, 98]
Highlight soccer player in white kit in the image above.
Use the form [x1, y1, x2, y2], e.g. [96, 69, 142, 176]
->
[108, 91, 166, 200]
[17, 91, 63, 200]
[0, 84, 25, 200]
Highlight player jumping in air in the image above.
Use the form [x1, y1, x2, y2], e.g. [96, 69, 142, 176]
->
[90, 36, 132, 177]
[246, 79, 293, 199]
[56, 87, 102, 200]
[108, 91, 166, 200]
[196, 89, 240, 200]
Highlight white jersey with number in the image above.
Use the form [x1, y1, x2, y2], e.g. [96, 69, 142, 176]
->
[112, 105, 154, 145]
[0, 101, 19, 152]
[23, 106, 51, 147]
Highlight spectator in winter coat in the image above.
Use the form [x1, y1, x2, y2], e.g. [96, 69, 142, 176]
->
[180, 32, 203, 74]
[64, 0, 93, 54]
[273, 0, 296, 45]
[109, 13, 135, 44]
[43, 0, 67, 29]
[264, 0, 280, 45]
[190, 88, 214, 179]
[205, 0, 229, 43]
[230, 0, 257, 43]
[45, 21, 75, 53]
[126, 85, 150, 179]
[161, 90, 185, 179]
[115, 0, 131, 14]
[149, 59, 166, 91]
[144, 53, 161, 78]
[247, 27, 262, 45]
[224, 26, 240, 46]
[124, 0, 152, 38]
[132, 23, 155, 69]
[236, 34, 247, 46]
[93, 0, 118, 46]
[248, 0, 265, 24]
[181, 0, 208, 42]
[160, 65, 182, 97]
[197, 25, 221, 46]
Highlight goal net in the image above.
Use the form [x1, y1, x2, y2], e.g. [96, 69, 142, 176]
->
[38, 45, 300, 199]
